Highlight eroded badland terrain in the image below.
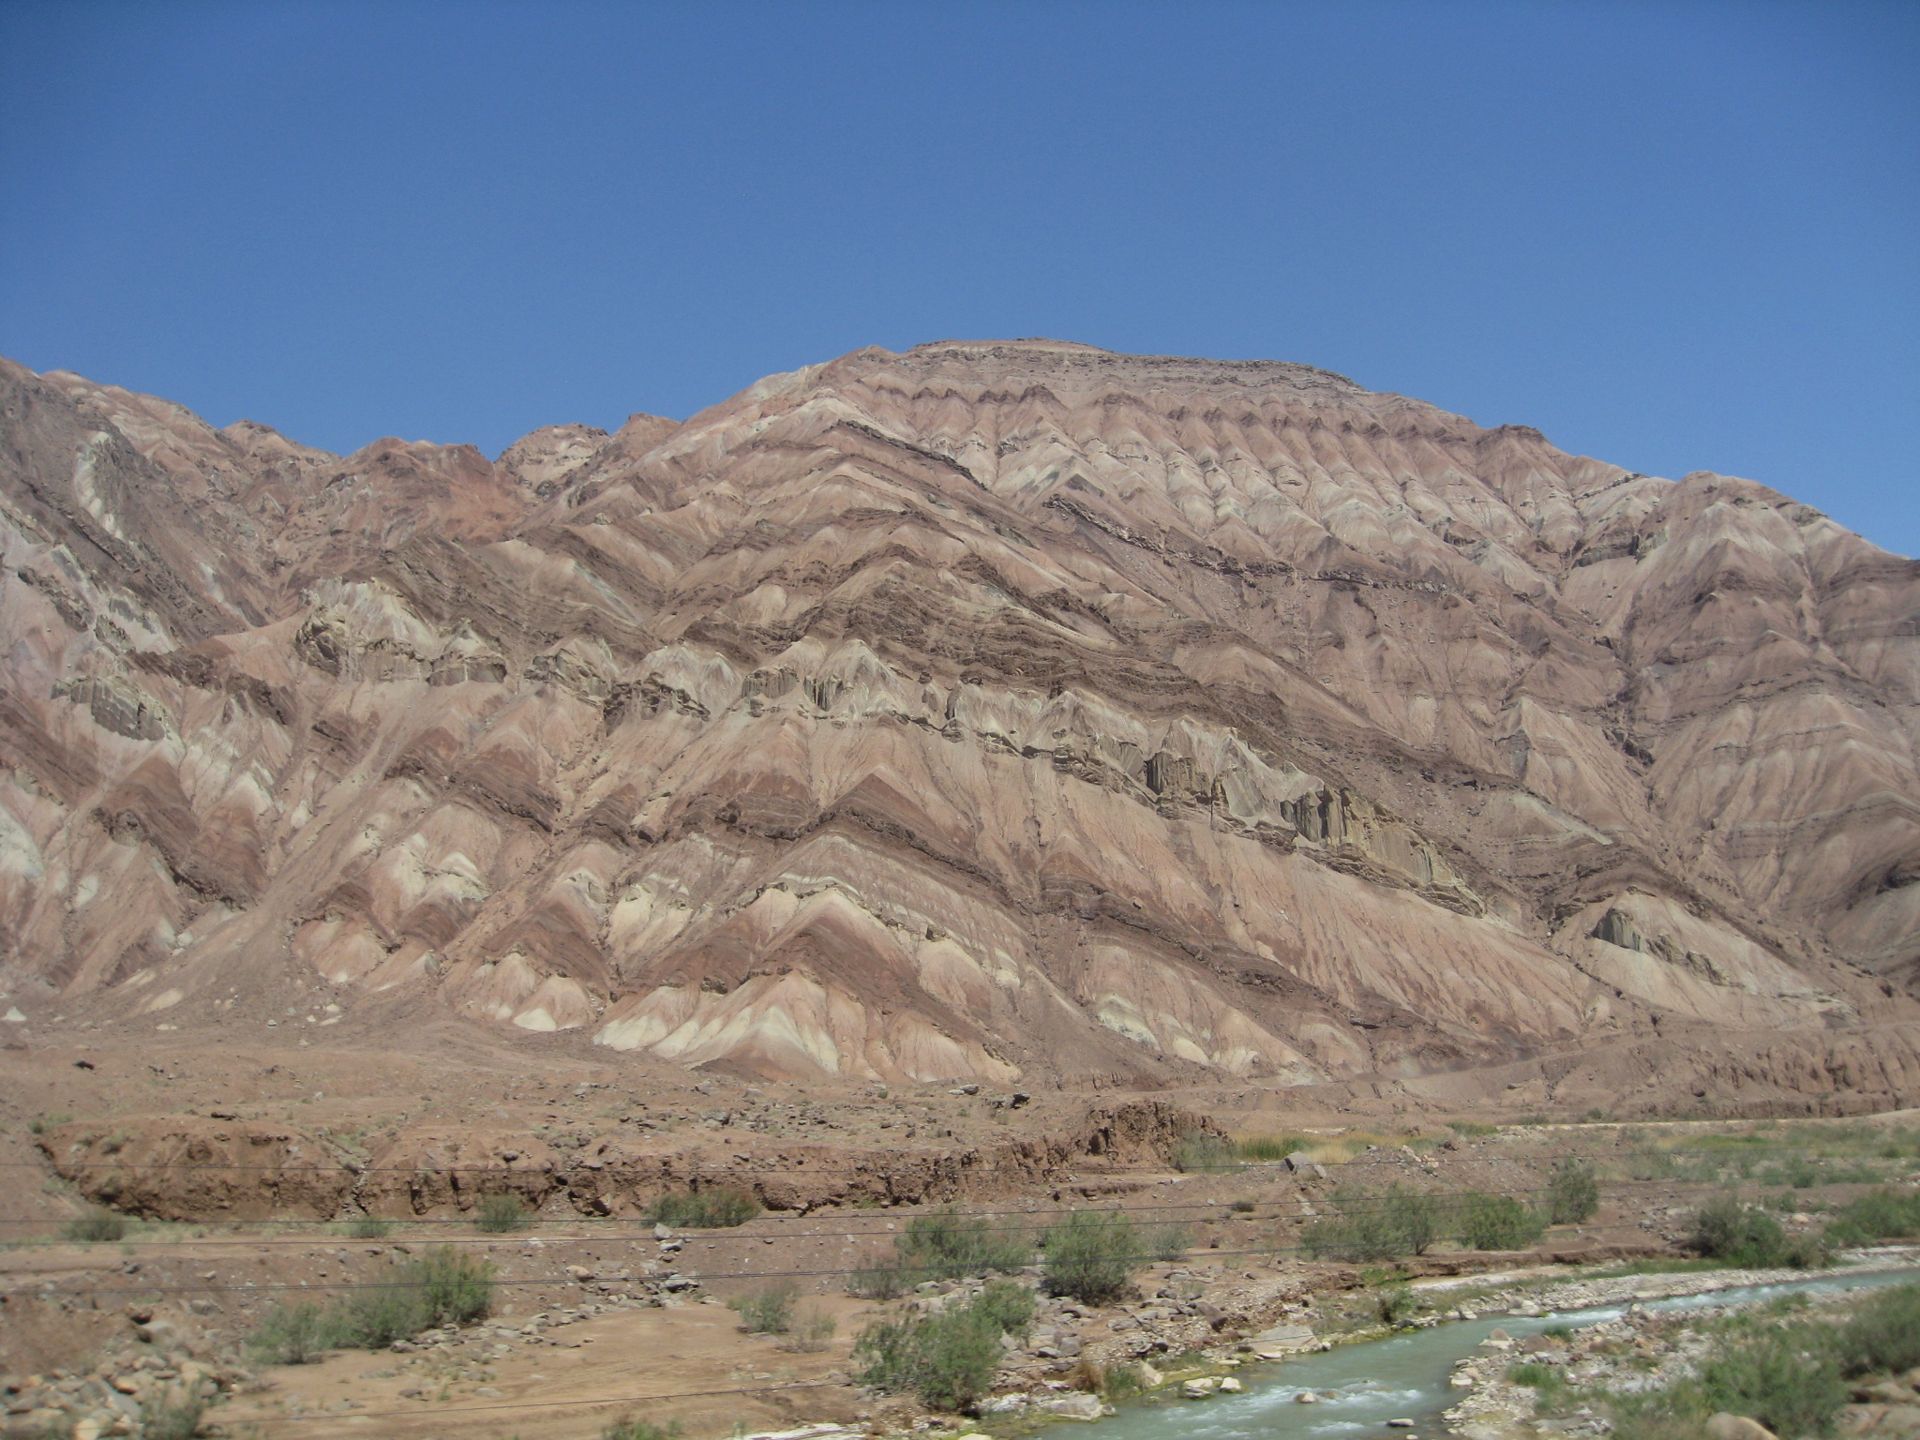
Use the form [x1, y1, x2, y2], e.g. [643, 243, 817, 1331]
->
[3, 340, 1918, 1438]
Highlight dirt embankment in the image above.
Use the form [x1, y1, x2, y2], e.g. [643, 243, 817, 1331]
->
[35, 1099, 1221, 1221]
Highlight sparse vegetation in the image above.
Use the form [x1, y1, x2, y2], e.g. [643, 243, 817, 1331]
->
[475, 1193, 534, 1233]
[63, 1207, 127, 1243]
[894, 1206, 1034, 1281]
[1301, 1185, 1439, 1261]
[248, 1247, 495, 1361]
[646, 1186, 760, 1229]
[781, 1306, 837, 1353]
[730, 1281, 798, 1334]
[855, 1279, 1035, 1411]
[344, 1215, 391, 1238]
[1041, 1210, 1144, 1304]
[1145, 1223, 1191, 1262]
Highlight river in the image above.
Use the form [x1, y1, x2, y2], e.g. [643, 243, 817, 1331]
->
[1077, 1265, 1920, 1440]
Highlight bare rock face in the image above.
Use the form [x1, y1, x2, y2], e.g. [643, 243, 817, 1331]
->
[2, 341, 1916, 1104]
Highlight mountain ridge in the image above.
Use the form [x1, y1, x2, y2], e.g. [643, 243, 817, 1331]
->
[2, 341, 1916, 1113]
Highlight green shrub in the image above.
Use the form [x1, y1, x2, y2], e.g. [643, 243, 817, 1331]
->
[731, 1281, 797, 1335]
[854, 1280, 1035, 1411]
[1694, 1328, 1847, 1438]
[1687, 1195, 1827, 1267]
[602, 1419, 681, 1440]
[1173, 1132, 1240, 1172]
[1101, 1362, 1150, 1401]
[1455, 1193, 1547, 1251]
[249, 1301, 333, 1364]
[1301, 1185, 1439, 1261]
[344, 1216, 391, 1239]
[412, 1246, 495, 1325]
[1375, 1283, 1417, 1325]
[63, 1208, 127, 1243]
[646, 1186, 760, 1228]
[1507, 1361, 1557, 1388]
[1546, 1159, 1600, 1224]
[1840, 1282, 1920, 1376]
[1041, 1211, 1143, 1304]
[895, 1207, 1034, 1281]
[475, 1193, 534, 1233]
[332, 1287, 423, 1348]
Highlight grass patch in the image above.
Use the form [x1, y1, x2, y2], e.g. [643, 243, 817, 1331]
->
[343, 1216, 391, 1239]
[646, 1186, 760, 1228]
[1235, 1134, 1307, 1161]
[602, 1420, 681, 1440]
[137, 1394, 206, 1440]
[1824, 1187, 1920, 1246]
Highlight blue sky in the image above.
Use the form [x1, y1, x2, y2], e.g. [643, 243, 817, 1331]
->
[3, 1, 1916, 555]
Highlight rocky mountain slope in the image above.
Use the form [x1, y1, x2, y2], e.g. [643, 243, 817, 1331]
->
[2, 340, 1917, 1106]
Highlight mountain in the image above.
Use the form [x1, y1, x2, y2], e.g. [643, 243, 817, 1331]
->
[3, 340, 1917, 1112]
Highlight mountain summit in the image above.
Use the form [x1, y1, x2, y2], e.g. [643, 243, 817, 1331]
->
[2, 342, 1916, 1111]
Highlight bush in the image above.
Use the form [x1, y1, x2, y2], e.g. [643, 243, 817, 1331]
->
[895, 1207, 1034, 1281]
[344, 1216, 391, 1239]
[413, 1246, 495, 1325]
[1455, 1193, 1547, 1251]
[1173, 1132, 1240, 1172]
[475, 1193, 534, 1233]
[1301, 1185, 1439, 1261]
[1041, 1211, 1143, 1304]
[1101, 1361, 1150, 1401]
[249, 1302, 332, 1364]
[1694, 1328, 1847, 1438]
[855, 1280, 1035, 1411]
[646, 1186, 760, 1228]
[1375, 1283, 1418, 1326]
[1840, 1282, 1920, 1376]
[333, 1287, 423, 1349]
[1546, 1159, 1600, 1224]
[1687, 1195, 1825, 1267]
[63, 1208, 127, 1243]
[731, 1281, 797, 1335]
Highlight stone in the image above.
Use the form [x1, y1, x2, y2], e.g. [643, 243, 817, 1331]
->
[1182, 1378, 1219, 1399]
[1704, 1416, 1779, 1440]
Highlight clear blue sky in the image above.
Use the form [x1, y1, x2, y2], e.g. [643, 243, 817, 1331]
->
[3, 1, 1916, 555]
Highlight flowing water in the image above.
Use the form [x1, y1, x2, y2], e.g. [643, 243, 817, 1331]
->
[1080, 1266, 1920, 1440]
